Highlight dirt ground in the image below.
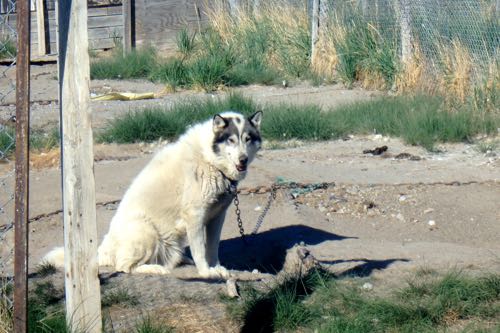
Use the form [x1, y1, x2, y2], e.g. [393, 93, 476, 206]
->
[0, 64, 499, 332]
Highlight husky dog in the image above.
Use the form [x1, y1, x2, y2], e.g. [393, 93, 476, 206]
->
[44, 111, 263, 278]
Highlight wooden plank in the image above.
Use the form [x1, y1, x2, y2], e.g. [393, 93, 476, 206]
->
[89, 37, 119, 49]
[134, 0, 209, 49]
[57, 0, 102, 332]
[36, 0, 46, 56]
[122, 0, 132, 54]
[89, 26, 123, 39]
[88, 5, 121, 17]
[88, 14, 123, 28]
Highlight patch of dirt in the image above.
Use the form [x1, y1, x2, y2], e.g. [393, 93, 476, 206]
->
[0, 66, 499, 331]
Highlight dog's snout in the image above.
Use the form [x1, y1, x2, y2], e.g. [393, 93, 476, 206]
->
[239, 156, 248, 166]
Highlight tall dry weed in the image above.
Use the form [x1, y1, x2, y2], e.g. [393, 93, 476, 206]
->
[437, 40, 474, 104]
[0, 284, 12, 333]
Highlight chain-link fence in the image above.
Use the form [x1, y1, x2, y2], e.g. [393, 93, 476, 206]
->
[318, 0, 498, 70]
[0, 0, 17, 330]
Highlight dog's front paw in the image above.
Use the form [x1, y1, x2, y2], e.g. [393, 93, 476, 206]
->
[199, 265, 231, 279]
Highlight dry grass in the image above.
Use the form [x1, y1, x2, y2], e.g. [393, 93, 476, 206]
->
[30, 149, 60, 170]
[395, 44, 431, 93]
[205, 0, 311, 77]
[0, 283, 12, 333]
[438, 39, 474, 104]
[312, 31, 338, 82]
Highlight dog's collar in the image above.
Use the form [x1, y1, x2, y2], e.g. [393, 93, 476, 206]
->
[218, 169, 239, 194]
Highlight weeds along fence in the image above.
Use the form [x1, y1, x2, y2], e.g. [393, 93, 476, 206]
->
[315, 0, 498, 81]
[0, 0, 17, 331]
[219, 0, 498, 98]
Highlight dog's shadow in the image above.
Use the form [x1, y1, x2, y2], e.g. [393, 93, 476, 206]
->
[218, 224, 354, 273]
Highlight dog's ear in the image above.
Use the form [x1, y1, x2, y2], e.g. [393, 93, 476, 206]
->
[249, 111, 263, 130]
[213, 114, 228, 132]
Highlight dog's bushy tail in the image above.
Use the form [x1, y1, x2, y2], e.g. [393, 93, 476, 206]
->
[41, 246, 65, 267]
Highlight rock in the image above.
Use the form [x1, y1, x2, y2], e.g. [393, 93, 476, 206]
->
[226, 278, 239, 298]
[281, 245, 319, 278]
[362, 282, 373, 290]
[254, 205, 262, 212]
[399, 195, 407, 202]
[251, 269, 260, 274]
[423, 208, 434, 214]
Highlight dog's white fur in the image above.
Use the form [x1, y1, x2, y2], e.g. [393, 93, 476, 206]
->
[43, 111, 262, 278]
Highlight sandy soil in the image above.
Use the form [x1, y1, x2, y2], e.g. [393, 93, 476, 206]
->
[0, 66, 499, 332]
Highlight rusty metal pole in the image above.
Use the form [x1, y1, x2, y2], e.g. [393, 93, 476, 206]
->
[14, 0, 31, 331]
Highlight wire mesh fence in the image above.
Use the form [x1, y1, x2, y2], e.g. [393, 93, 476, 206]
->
[319, 0, 498, 70]
[0, 0, 17, 329]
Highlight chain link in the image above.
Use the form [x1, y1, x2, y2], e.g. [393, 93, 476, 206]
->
[232, 181, 333, 244]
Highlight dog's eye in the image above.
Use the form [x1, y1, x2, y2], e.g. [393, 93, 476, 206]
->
[227, 137, 237, 144]
[245, 136, 251, 143]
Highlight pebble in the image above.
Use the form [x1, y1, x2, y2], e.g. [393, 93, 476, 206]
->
[399, 195, 407, 202]
[362, 282, 373, 290]
[396, 213, 405, 221]
[254, 205, 262, 212]
[252, 269, 260, 274]
[423, 208, 434, 214]
[428, 220, 436, 227]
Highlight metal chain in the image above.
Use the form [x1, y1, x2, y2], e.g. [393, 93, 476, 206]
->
[232, 181, 333, 244]
[233, 184, 277, 244]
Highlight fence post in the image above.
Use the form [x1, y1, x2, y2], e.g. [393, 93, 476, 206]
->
[397, 0, 413, 63]
[35, 0, 46, 56]
[361, 0, 368, 16]
[14, 0, 31, 331]
[229, 0, 239, 17]
[58, 0, 102, 331]
[122, 0, 132, 55]
[311, 0, 319, 65]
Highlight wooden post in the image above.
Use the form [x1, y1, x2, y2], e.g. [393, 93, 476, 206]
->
[14, 0, 30, 330]
[122, 0, 132, 54]
[361, 0, 369, 16]
[397, 0, 412, 64]
[58, 0, 102, 332]
[35, 0, 46, 56]
[311, 0, 319, 65]
[228, 0, 238, 17]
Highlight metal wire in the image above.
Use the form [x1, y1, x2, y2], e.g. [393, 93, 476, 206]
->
[0, 0, 17, 323]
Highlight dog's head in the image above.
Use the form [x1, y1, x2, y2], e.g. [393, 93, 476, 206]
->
[211, 111, 263, 181]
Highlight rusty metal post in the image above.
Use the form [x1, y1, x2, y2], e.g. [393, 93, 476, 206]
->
[14, 0, 31, 331]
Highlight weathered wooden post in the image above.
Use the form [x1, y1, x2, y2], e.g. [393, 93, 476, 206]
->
[397, 0, 413, 64]
[311, 0, 320, 65]
[58, 0, 102, 331]
[14, 0, 31, 331]
[35, 0, 46, 56]
[122, 0, 132, 55]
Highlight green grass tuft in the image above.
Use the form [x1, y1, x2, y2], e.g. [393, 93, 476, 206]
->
[176, 28, 196, 58]
[102, 287, 139, 308]
[0, 127, 60, 160]
[134, 315, 175, 333]
[97, 93, 257, 143]
[225, 270, 500, 332]
[36, 262, 58, 277]
[149, 58, 188, 89]
[90, 47, 157, 80]
[0, 37, 17, 60]
[98, 94, 499, 150]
